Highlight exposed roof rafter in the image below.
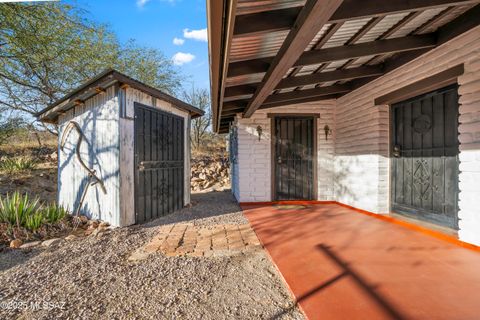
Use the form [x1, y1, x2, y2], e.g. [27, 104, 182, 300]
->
[233, 0, 479, 36]
[228, 34, 436, 78]
[224, 66, 383, 101]
[242, 0, 344, 118]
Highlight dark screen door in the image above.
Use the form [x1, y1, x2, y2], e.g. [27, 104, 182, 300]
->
[134, 103, 184, 224]
[391, 85, 459, 228]
[274, 117, 315, 200]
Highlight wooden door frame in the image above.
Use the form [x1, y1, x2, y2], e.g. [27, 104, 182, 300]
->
[269, 113, 319, 201]
[387, 84, 460, 228]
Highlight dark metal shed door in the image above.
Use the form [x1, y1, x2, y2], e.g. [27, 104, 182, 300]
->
[134, 103, 184, 223]
[391, 85, 459, 229]
[274, 117, 315, 200]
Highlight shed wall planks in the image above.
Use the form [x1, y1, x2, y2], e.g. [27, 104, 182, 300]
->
[58, 85, 120, 226]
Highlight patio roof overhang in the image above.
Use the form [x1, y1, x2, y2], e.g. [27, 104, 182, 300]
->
[207, 0, 480, 133]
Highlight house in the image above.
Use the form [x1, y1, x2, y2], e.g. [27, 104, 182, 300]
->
[207, 0, 480, 246]
[37, 69, 204, 227]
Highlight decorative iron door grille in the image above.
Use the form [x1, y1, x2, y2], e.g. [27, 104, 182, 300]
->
[274, 117, 315, 200]
[391, 85, 459, 229]
[134, 103, 184, 223]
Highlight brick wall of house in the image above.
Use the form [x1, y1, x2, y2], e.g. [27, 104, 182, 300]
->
[335, 26, 480, 245]
[233, 101, 336, 202]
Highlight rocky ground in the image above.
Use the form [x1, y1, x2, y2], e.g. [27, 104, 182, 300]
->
[190, 155, 230, 192]
[0, 152, 57, 205]
[0, 191, 304, 319]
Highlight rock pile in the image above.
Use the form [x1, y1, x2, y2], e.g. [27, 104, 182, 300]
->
[191, 156, 230, 192]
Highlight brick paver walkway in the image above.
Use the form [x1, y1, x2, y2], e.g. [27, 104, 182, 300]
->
[136, 223, 261, 258]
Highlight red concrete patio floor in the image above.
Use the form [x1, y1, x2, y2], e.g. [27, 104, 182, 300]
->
[242, 203, 480, 320]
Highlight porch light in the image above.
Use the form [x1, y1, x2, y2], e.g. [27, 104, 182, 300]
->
[256, 125, 263, 141]
[324, 124, 332, 140]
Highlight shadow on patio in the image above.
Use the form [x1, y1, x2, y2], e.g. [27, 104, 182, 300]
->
[242, 203, 480, 320]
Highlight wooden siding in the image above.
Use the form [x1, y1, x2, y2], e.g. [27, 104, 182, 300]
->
[58, 85, 120, 226]
[335, 25, 480, 245]
[119, 87, 190, 226]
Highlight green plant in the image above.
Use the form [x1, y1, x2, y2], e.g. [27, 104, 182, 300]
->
[0, 157, 37, 173]
[0, 192, 40, 228]
[25, 212, 44, 231]
[41, 204, 68, 224]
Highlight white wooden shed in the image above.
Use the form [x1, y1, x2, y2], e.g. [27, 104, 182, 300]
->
[37, 69, 204, 227]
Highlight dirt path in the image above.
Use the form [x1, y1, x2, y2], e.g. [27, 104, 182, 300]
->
[0, 191, 303, 319]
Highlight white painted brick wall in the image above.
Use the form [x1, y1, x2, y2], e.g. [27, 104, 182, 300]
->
[233, 101, 336, 202]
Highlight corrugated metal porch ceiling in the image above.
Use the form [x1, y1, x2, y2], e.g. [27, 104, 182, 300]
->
[218, 0, 480, 132]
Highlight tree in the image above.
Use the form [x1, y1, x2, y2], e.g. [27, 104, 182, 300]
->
[182, 88, 211, 148]
[0, 3, 182, 132]
[0, 113, 24, 146]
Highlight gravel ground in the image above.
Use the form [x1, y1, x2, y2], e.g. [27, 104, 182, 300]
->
[0, 191, 304, 319]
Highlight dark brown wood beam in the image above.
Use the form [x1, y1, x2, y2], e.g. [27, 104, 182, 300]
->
[315, 16, 383, 87]
[263, 84, 351, 106]
[259, 94, 342, 109]
[287, 22, 344, 89]
[349, 4, 480, 91]
[223, 101, 247, 111]
[222, 110, 244, 117]
[330, 0, 479, 23]
[224, 66, 383, 99]
[233, 0, 479, 35]
[224, 85, 256, 99]
[228, 34, 435, 77]
[296, 34, 435, 66]
[361, 11, 424, 66]
[374, 64, 464, 105]
[243, 0, 344, 118]
[282, 66, 384, 89]
[436, 3, 480, 44]
[234, 6, 302, 36]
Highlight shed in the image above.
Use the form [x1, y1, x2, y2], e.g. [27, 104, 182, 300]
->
[37, 69, 204, 227]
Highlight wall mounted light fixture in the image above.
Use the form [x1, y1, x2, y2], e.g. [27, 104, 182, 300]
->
[256, 125, 263, 141]
[324, 124, 332, 140]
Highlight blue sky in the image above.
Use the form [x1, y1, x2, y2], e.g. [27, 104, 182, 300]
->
[69, 0, 209, 90]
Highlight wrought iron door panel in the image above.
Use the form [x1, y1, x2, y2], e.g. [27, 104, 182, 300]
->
[134, 103, 184, 224]
[391, 85, 459, 228]
[274, 117, 314, 200]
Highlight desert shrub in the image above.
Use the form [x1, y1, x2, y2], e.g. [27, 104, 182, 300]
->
[41, 204, 67, 224]
[0, 192, 40, 228]
[0, 157, 37, 173]
[25, 212, 44, 231]
[0, 192, 68, 231]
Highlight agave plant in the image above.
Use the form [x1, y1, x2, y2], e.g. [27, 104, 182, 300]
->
[0, 157, 37, 173]
[0, 192, 41, 229]
[40, 204, 68, 224]
[25, 212, 44, 231]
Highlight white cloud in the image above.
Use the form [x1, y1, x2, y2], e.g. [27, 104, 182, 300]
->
[173, 37, 185, 46]
[172, 52, 195, 66]
[183, 28, 208, 42]
[136, 0, 150, 8]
